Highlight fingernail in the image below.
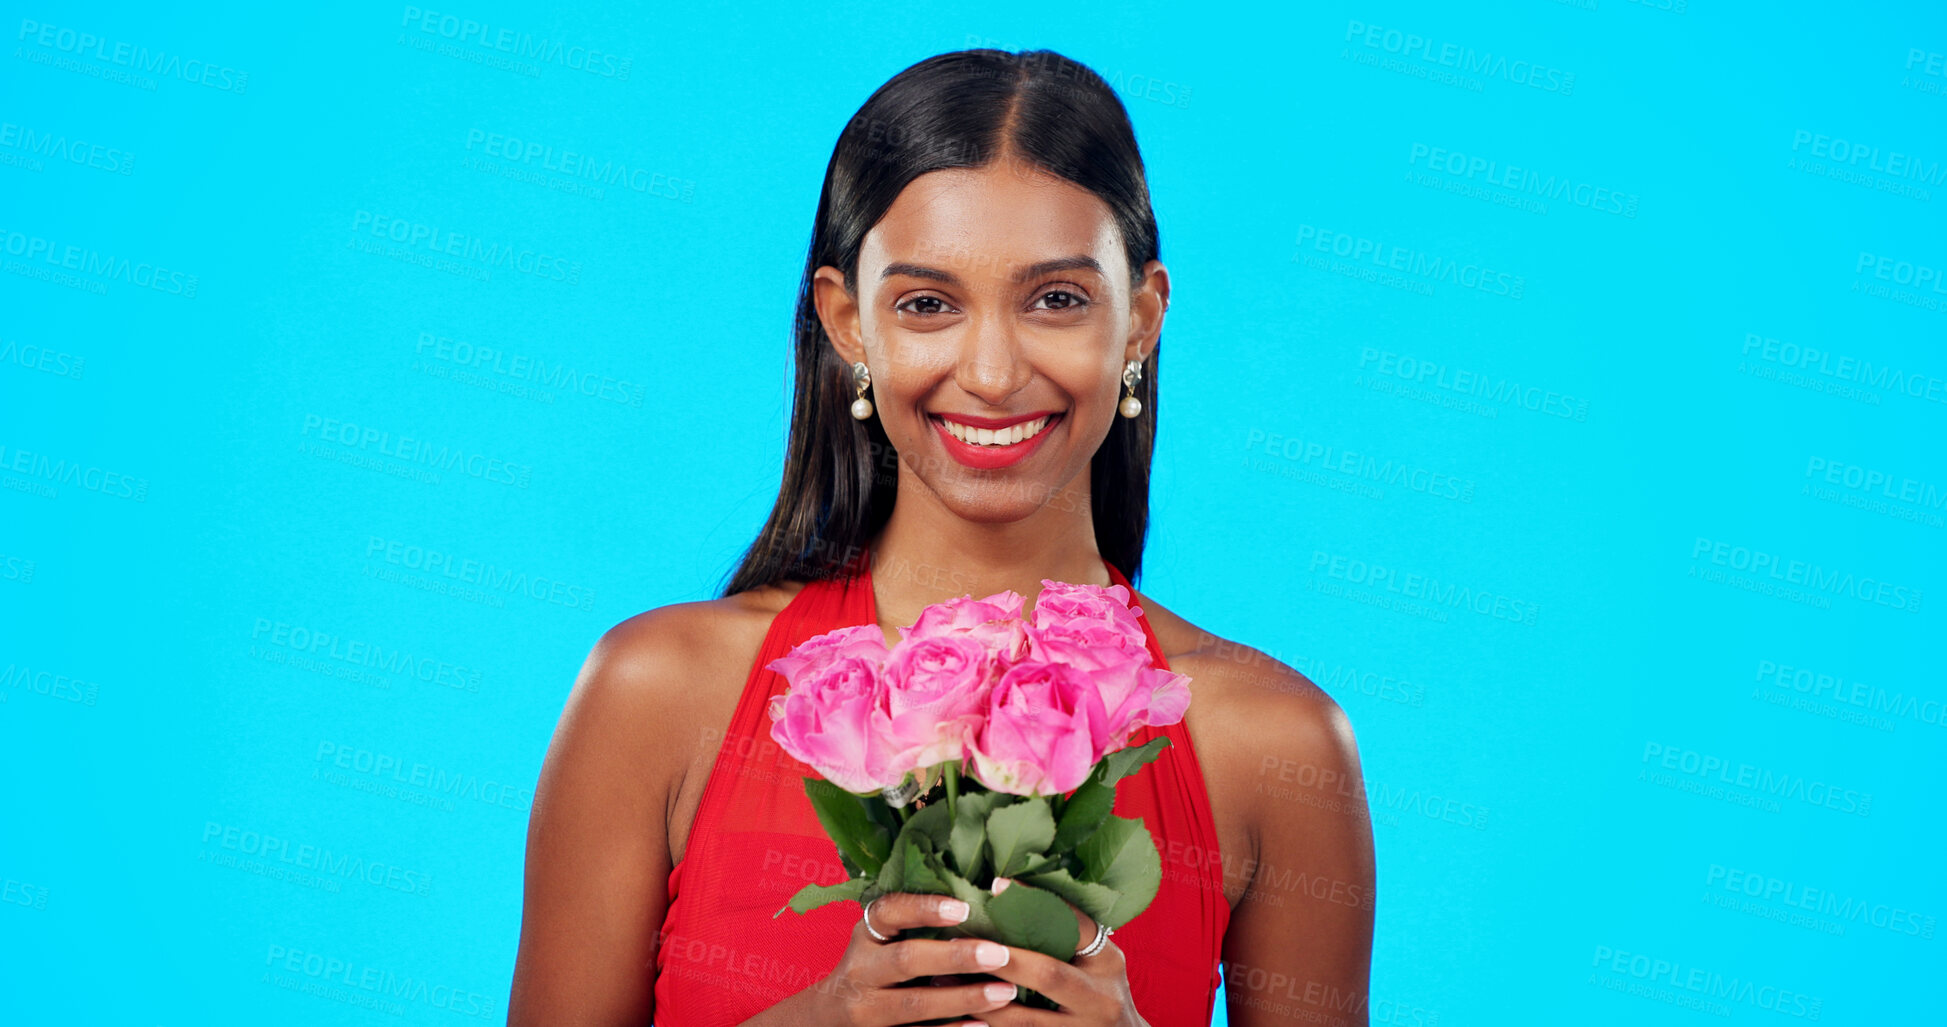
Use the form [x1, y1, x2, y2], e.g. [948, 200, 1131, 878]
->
[984, 982, 1017, 1003]
[940, 898, 970, 922]
[990, 876, 1012, 894]
[974, 941, 1009, 968]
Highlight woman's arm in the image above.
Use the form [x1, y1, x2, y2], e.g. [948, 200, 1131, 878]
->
[1218, 661, 1378, 1026]
[509, 608, 698, 1026]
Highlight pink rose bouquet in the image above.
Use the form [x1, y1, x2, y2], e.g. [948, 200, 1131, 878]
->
[766, 578, 1191, 1009]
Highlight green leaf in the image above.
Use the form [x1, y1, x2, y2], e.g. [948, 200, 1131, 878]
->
[804, 778, 892, 876]
[772, 876, 870, 918]
[903, 798, 954, 852]
[948, 790, 1003, 878]
[987, 880, 1081, 961]
[937, 867, 1002, 941]
[1074, 815, 1162, 929]
[876, 833, 908, 894]
[1011, 851, 1069, 878]
[944, 760, 960, 822]
[863, 791, 902, 841]
[1100, 736, 1171, 788]
[1047, 740, 1169, 855]
[987, 799, 1057, 878]
[903, 834, 950, 895]
[1052, 765, 1117, 853]
[1018, 866, 1121, 926]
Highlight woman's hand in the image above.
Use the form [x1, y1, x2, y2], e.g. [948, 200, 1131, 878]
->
[799, 891, 1025, 1027]
[942, 878, 1148, 1027]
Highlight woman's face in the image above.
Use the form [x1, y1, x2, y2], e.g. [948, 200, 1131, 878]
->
[813, 156, 1168, 523]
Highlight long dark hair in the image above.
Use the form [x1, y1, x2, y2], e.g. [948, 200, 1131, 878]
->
[718, 48, 1163, 598]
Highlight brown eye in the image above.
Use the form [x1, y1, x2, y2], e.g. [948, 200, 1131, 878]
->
[898, 296, 952, 316]
[1036, 290, 1089, 311]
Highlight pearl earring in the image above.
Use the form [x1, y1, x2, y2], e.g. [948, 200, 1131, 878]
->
[850, 361, 875, 421]
[1118, 359, 1144, 418]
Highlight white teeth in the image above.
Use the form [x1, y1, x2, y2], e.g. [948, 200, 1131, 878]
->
[940, 415, 1052, 447]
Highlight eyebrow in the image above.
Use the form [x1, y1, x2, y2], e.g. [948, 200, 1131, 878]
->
[879, 255, 1105, 287]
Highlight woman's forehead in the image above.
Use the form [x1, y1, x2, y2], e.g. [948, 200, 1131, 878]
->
[861, 165, 1123, 283]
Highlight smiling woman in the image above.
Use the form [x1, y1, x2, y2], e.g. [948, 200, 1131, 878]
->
[510, 47, 1375, 1027]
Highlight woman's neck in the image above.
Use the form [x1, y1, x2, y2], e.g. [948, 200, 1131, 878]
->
[865, 476, 1112, 632]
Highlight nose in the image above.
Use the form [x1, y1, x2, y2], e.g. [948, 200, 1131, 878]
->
[953, 308, 1032, 408]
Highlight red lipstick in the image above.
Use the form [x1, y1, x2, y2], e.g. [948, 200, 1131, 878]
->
[928, 412, 1063, 470]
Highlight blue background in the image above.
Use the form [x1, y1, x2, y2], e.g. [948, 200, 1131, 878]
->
[4, 1, 1942, 1023]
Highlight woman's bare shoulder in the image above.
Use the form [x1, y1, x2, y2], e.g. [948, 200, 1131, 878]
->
[1126, 584, 1355, 753]
[511, 580, 809, 1023]
[581, 580, 810, 707]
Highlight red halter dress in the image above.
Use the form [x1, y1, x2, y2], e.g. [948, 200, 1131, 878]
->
[653, 550, 1231, 1025]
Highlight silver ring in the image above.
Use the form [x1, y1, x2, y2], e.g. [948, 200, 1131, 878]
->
[1076, 921, 1112, 958]
[861, 898, 892, 943]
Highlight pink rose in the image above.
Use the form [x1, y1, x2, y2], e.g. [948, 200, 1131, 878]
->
[768, 623, 891, 683]
[767, 647, 902, 795]
[1116, 665, 1191, 745]
[1026, 580, 1188, 748]
[898, 591, 1031, 666]
[766, 578, 1193, 798]
[1031, 579, 1148, 651]
[878, 634, 996, 774]
[1027, 630, 1187, 751]
[965, 660, 1110, 797]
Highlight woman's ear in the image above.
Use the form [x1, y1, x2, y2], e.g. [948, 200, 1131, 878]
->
[813, 265, 866, 366]
[1125, 259, 1169, 365]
